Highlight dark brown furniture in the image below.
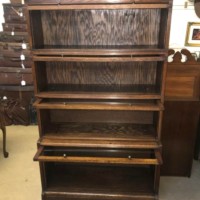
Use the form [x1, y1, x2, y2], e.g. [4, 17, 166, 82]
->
[0, 2, 34, 125]
[194, 119, 200, 160]
[26, 0, 173, 199]
[161, 49, 200, 176]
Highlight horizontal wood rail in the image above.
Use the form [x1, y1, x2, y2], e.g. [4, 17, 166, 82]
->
[34, 146, 162, 165]
[27, 4, 171, 11]
[32, 55, 166, 62]
[32, 47, 168, 56]
[34, 99, 164, 111]
[40, 138, 162, 149]
[0, 67, 32, 73]
[26, 0, 170, 6]
[36, 91, 161, 100]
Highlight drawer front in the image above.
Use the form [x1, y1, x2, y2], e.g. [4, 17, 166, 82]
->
[3, 23, 27, 32]
[10, 0, 24, 4]
[0, 72, 33, 85]
[3, 4, 25, 16]
[34, 146, 162, 165]
[2, 50, 31, 59]
[0, 59, 32, 68]
[26, 0, 60, 4]
[0, 32, 29, 43]
[0, 42, 29, 51]
[4, 14, 26, 24]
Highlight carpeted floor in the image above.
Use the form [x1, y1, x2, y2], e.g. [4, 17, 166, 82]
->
[0, 125, 199, 200]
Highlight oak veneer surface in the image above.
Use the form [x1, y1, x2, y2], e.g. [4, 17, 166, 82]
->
[33, 61, 163, 99]
[31, 9, 161, 47]
[45, 62, 157, 85]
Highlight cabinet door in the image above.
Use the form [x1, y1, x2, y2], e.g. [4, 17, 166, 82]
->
[161, 101, 199, 177]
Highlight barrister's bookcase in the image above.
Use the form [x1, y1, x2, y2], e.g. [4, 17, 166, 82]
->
[25, 0, 172, 199]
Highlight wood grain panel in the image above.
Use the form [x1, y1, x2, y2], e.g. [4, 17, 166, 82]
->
[45, 62, 157, 86]
[40, 9, 160, 46]
[38, 122, 157, 141]
[48, 110, 154, 124]
[165, 76, 198, 100]
[161, 101, 199, 176]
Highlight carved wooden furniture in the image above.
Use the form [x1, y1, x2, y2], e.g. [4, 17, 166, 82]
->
[161, 49, 200, 176]
[0, 104, 9, 158]
[0, 2, 34, 125]
[26, 0, 173, 199]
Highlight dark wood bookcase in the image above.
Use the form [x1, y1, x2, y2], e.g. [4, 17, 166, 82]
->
[25, 0, 172, 199]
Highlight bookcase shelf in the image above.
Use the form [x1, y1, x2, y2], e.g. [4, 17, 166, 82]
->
[32, 45, 168, 56]
[43, 164, 156, 200]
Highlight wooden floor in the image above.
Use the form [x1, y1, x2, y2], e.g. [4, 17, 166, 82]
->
[0, 125, 200, 200]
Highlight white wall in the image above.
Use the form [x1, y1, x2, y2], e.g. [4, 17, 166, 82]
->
[0, 0, 200, 53]
[170, 0, 200, 53]
[0, 0, 10, 31]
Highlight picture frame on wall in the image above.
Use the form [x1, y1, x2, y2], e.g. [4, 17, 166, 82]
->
[185, 22, 200, 47]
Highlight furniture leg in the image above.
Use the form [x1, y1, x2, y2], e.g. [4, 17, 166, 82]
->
[1, 126, 9, 158]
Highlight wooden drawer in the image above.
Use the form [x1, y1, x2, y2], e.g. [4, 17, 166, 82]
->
[10, 0, 24, 4]
[2, 50, 31, 62]
[3, 4, 25, 16]
[0, 32, 29, 43]
[2, 49, 30, 56]
[4, 14, 26, 24]
[2, 23, 27, 32]
[0, 58, 32, 68]
[0, 72, 33, 85]
[0, 41, 29, 51]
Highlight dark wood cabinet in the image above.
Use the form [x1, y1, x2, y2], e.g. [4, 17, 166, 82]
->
[26, 0, 173, 199]
[161, 49, 200, 176]
[0, 2, 34, 125]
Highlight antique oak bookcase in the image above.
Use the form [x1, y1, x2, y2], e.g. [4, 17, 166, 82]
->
[25, 0, 172, 199]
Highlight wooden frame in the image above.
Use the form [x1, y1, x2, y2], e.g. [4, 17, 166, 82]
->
[185, 22, 200, 47]
[26, 0, 173, 199]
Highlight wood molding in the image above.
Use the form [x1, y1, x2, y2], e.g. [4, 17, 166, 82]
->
[166, 49, 200, 100]
[168, 48, 197, 64]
